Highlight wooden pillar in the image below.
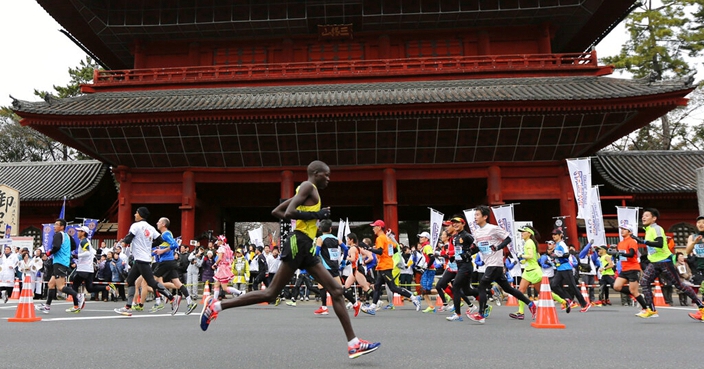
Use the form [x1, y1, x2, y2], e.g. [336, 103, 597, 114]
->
[560, 170, 580, 248]
[133, 39, 145, 69]
[115, 166, 132, 239]
[538, 22, 552, 54]
[477, 31, 491, 55]
[180, 171, 196, 243]
[281, 170, 294, 200]
[487, 165, 504, 206]
[379, 35, 390, 59]
[382, 168, 398, 233]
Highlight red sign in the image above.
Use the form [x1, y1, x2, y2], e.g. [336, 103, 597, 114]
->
[318, 24, 353, 40]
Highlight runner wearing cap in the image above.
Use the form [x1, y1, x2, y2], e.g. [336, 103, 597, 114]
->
[509, 225, 545, 320]
[608, 224, 649, 313]
[70, 225, 115, 311]
[468, 206, 535, 323]
[634, 209, 704, 320]
[596, 246, 615, 305]
[415, 231, 437, 313]
[361, 219, 421, 315]
[550, 228, 591, 313]
[445, 216, 480, 322]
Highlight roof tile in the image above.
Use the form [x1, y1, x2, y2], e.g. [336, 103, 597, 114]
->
[0, 160, 108, 201]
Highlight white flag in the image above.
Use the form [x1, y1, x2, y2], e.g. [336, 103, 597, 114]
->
[585, 186, 606, 246]
[463, 208, 480, 235]
[344, 218, 351, 241]
[513, 221, 533, 256]
[429, 208, 444, 249]
[248, 226, 264, 247]
[616, 206, 639, 241]
[337, 218, 346, 241]
[491, 204, 517, 254]
[566, 158, 592, 219]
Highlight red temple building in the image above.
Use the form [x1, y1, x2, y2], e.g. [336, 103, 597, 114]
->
[11, 1, 698, 247]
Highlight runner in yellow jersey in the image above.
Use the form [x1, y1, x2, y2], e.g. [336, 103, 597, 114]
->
[199, 160, 380, 359]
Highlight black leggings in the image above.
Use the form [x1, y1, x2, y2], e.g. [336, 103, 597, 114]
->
[478, 266, 531, 315]
[72, 271, 107, 295]
[435, 270, 455, 304]
[552, 269, 587, 306]
[125, 261, 172, 305]
[372, 270, 412, 304]
[641, 260, 702, 309]
[452, 262, 479, 314]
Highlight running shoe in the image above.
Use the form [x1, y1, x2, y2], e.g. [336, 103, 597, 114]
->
[635, 308, 659, 318]
[447, 305, 455, 313]
[422, 306, 435, 313]
[346, 302, 353, 310]
[35, 304, 50, 314]
[592, 300, 603, 307]
[580, 302, 592, 313]
[274, 297, 281, 306]
[467, 304, 478, 314]
[466, 312, 485, 323]
[78, 293, 86, 310]
[286, 300, 297, 307]
[437, 305, 447, 313]
[482, 305, 493, 318]
[348, 339, 381, 359]
[353, 301, 361, 317]
[383, 304, 395, 310]
[171, 295, 182, 315]
[150, 302, 165, 313]
[114, 307, 132, 316]
[411, 295, 422, 311]
[199, 296, 218, 331]
[133, 305, 144, 312]
[570, 301, 579, 309]
[360, 304, 376, 316]
[314, 307, 329, 315]
[509, 312, 524, 320]
[529, 302, 537, 319]
[446, 314, 463, 322]
[66, 306, 81, 313]
[688, 307, 704, 321]
[563, 299, 572, 314]
[185, 302, 198, 315]
[108, 283, 118, 298]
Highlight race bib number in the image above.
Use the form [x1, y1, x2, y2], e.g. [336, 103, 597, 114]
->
[387, 244, 394, 256]
[619, 255, 626, 262]
[235, 262, 243, 272]
[694, 243, 704, 257]
[647, 246, 656, 255]
[478, 241, 491, 255]
[329, 249, 340, 260]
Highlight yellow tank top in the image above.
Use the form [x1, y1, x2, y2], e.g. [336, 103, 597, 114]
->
[295, 184, 320, 240]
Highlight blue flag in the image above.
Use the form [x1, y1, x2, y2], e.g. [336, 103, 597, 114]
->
[83, 219, 99, 240]
[42, 223, 55, 253]
[59, 196, 66, 219]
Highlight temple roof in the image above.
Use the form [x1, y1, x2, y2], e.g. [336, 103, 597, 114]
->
[0, 160, 108, 201]
[595, 151, 704, 194]
[12, 76, 692, 118]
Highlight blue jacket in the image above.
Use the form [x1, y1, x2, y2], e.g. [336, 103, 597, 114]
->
[578, 242, 601, 269]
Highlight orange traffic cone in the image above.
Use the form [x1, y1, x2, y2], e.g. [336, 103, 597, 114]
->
[393, 293, 403, 306]
[506, 285, 518, 306]
[326, 292, 332, 306]
[9, 278, 21, 300]
[8, 275, 41, 323]
[201, 281, 211, 304]
[258, 284, 268, 305]
[652, 279, 670, 307]
[531, 276, 565, 329]
[435, 295, 443, 309]
[580, 282, 591, 304]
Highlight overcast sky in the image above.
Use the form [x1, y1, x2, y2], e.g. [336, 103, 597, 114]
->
[0, 1, 631, 109]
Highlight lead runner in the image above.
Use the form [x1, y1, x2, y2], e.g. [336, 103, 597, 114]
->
[199, 160, 380, 359]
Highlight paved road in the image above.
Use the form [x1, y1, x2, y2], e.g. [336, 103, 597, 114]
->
[0, 297, 701, 369]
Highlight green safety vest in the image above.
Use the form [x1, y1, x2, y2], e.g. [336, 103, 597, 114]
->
[644, 223, 670, 263]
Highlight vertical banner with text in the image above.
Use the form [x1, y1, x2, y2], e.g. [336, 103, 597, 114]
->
[491, 204, 517, 254]
[429, 208, 444, 249]
[463, 208, 480, 235]
[337, 219, 346, 241]
[616, 206, 640, 241]
[42, 223, 55, 253]
[83, 219, 99, 240]
[585, 186, 607, 246]
[566, 158, 592, 220]
[0, 185, 19, 238]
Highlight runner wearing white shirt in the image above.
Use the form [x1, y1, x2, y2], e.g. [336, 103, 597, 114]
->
[114, 207, 175, 316]
[468, 206, 536, 323]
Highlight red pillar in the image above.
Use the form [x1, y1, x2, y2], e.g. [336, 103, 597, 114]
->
[281, 170, 294, 200]
[382, 168, 398, 234]
[560, 169, 580, 248]
[115, 166, 132, 239]
[180, 171, 196, 244]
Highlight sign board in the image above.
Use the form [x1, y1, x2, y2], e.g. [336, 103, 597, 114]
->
[11, 236, 34, 251]
[0, 185, 19, 237]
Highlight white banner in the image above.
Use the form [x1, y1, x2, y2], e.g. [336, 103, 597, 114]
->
[429, 208, 444, 249]
[248, 226, 264, 247]
[491, 204, 517, 254]
[585, 186, 606, 246]
[616, 206, 639, 241]
[344, 218, 351, 241]
[0, 184, 19, 238]
[337, 218, 346, 241]
[566, 158, 592, 220]
[463, 208, 480, 235]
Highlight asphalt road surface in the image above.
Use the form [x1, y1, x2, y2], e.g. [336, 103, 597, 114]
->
[1, 297, 701, 369]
